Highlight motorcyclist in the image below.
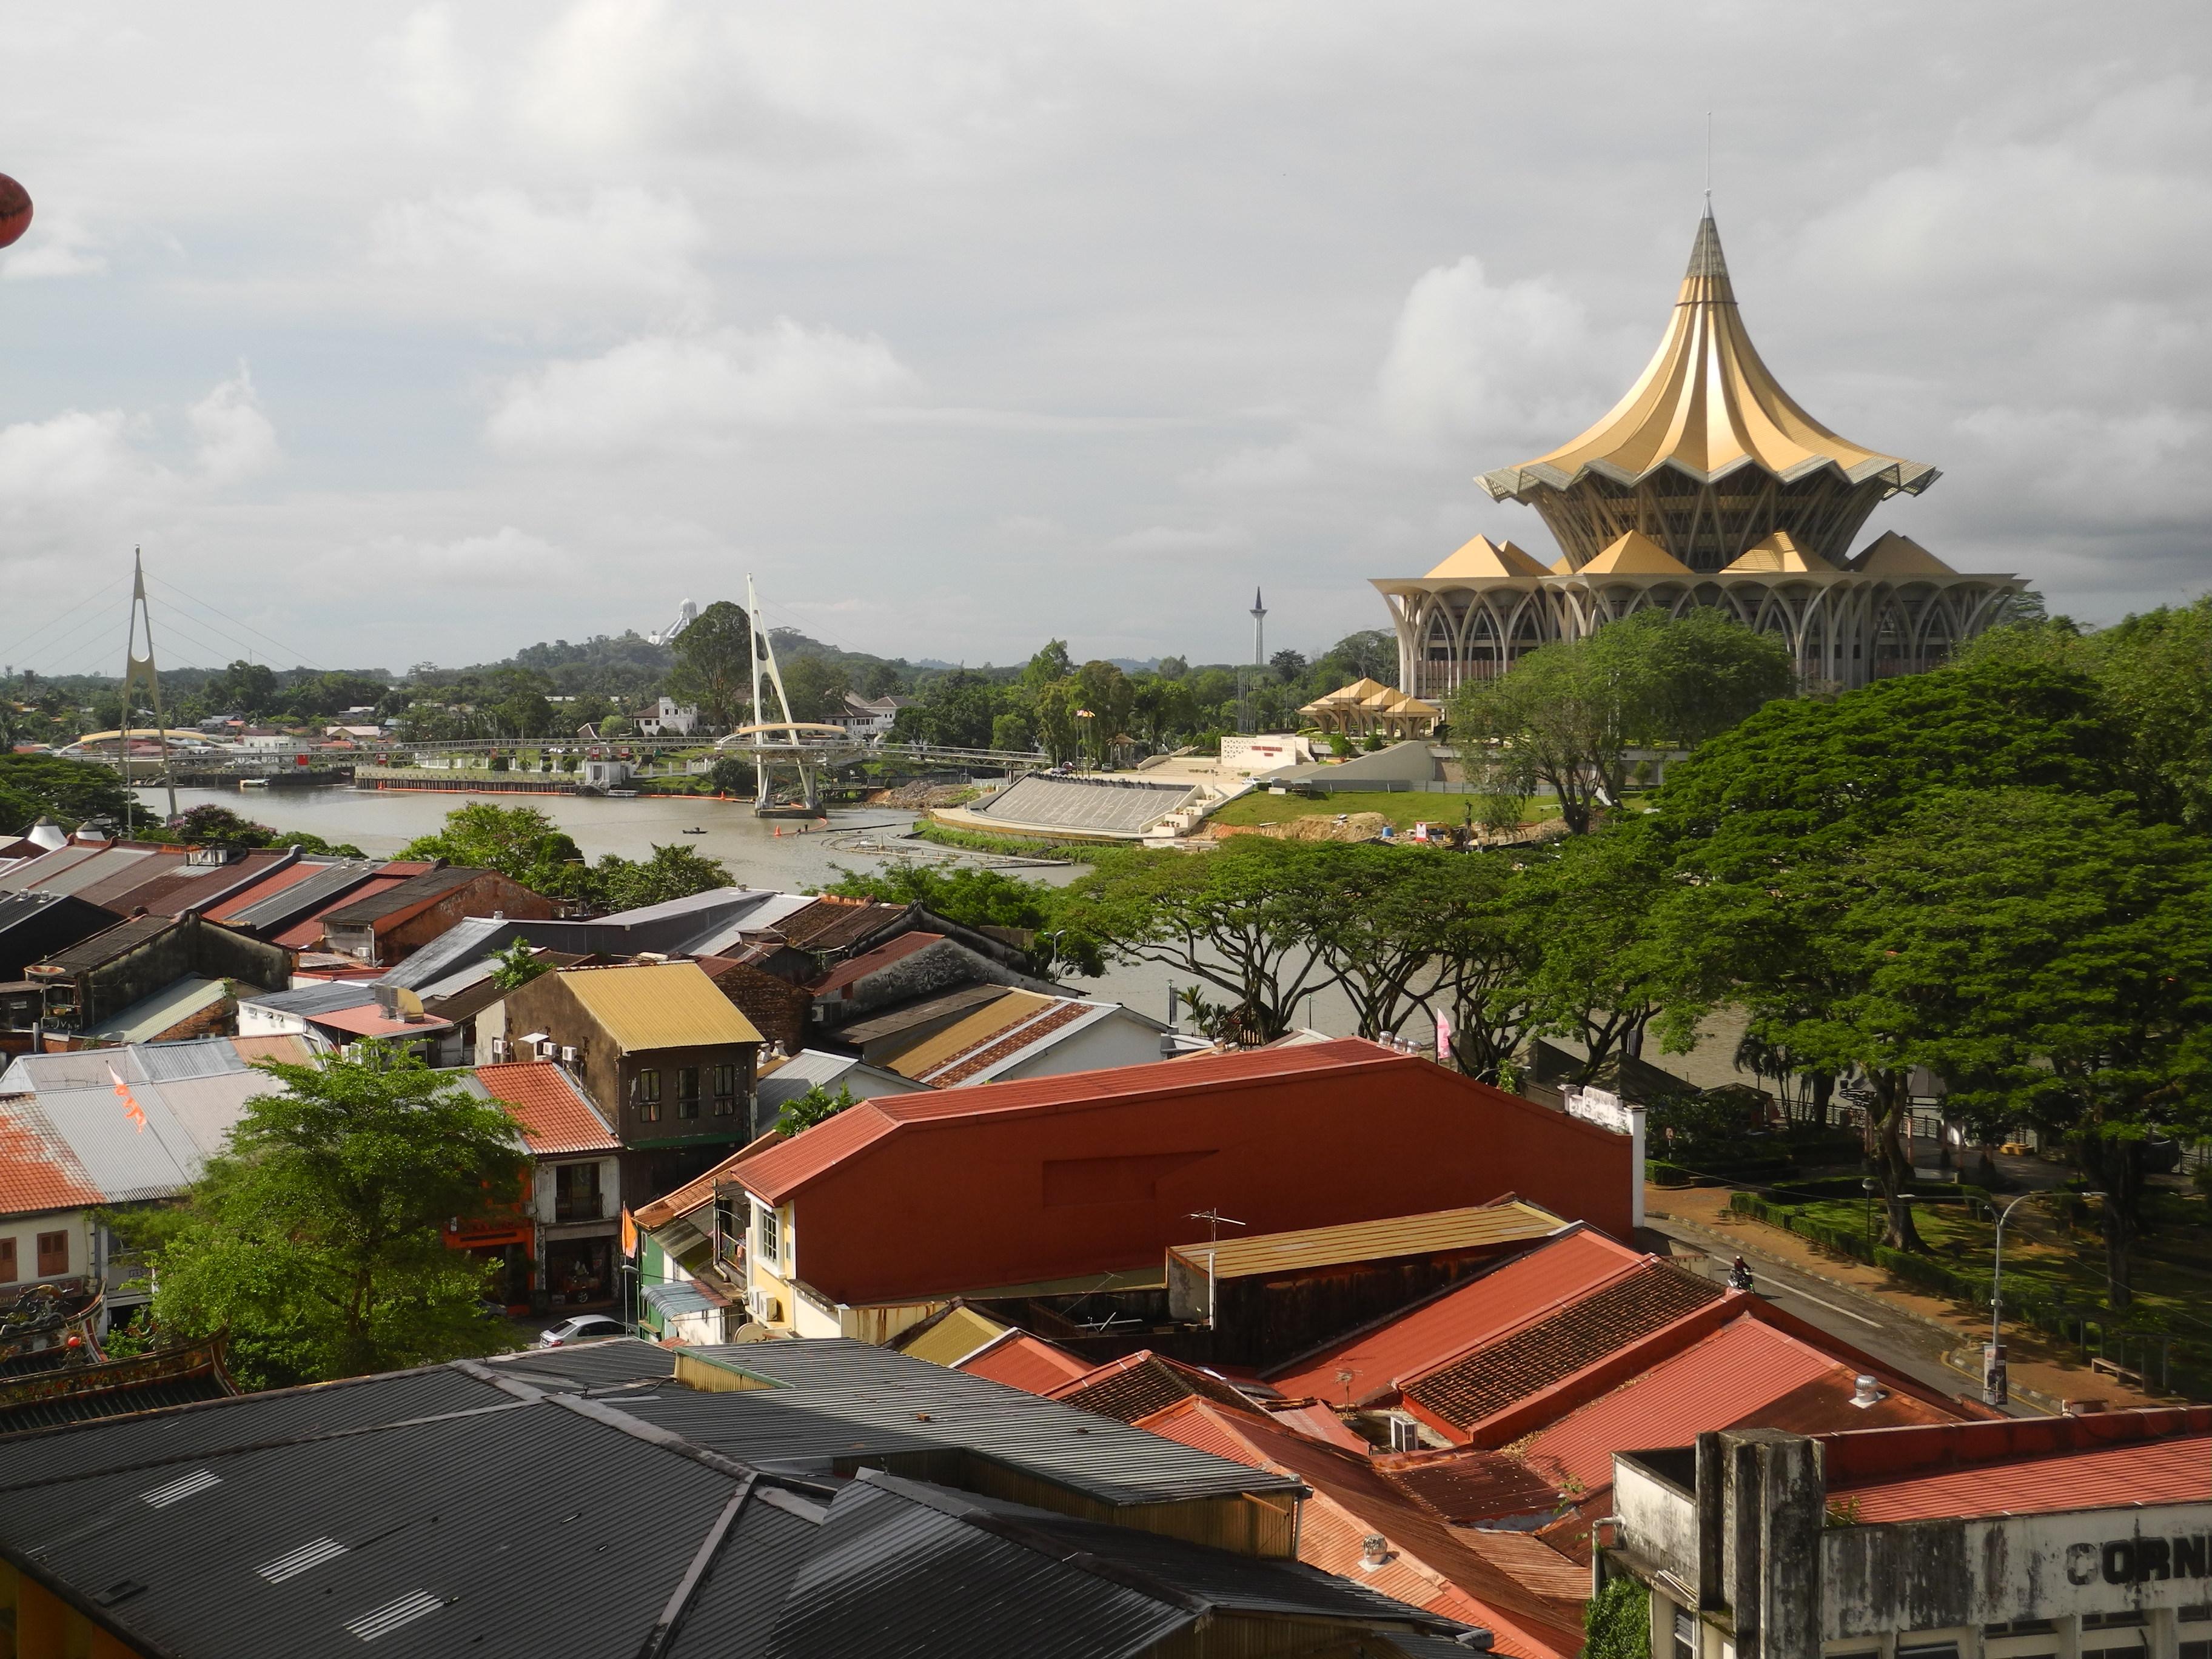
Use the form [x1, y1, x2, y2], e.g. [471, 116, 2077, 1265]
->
[1726, 1255, 1755, 1293]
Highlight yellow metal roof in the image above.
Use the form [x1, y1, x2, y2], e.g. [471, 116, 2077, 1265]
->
[1849, 531, 1957, 577]
[1484, 212, 1937, 498]
[1722, 531, 1836, 574]
[897, 1305, 1010, 1368]
[1424, 535, 1550, 581]
[559, 962, 763, 1052]
[881, 989, 1053, 1080]
[1166, 1201, 1564, 1281]
[1574, 530, 1694, 577]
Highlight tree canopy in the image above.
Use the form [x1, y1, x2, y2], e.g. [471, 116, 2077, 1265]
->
[0, 754, 132, 834]
[144, 1046, 528, 1387]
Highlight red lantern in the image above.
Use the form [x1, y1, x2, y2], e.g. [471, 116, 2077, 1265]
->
[0, 175, 32, 251]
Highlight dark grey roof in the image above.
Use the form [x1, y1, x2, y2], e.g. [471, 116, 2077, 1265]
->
[619, 1339, 1302, 1507]
[0, 1341, 1467, 1659]
[241, 979, 380, 1017]
[833, 982, 1010, 1045]
[223, 859, 383, 932]
[321, 865, 481, 928]
[31, 913, 175, 976]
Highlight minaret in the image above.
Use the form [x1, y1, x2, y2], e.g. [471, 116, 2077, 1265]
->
[1249, 587, 1267, 671]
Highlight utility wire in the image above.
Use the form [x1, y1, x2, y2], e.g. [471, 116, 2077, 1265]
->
[145, 573, 327, 671]
[0, 575, 130, 673]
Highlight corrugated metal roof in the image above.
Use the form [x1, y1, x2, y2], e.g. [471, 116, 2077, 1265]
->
[0, 1094, 104, 1216]
[734, 1037, 1406, 1205]
[1171, 1201, 1565, 1282]
[320, 865, 480, 928]
[834, 981, 1013, 1045]
[32, 912, 174, 974]
[22, 846, 158, 899]
[899, 1305, 1010, 1369]
[105, 848, 293, 917]
[639, 1339, 1302, 1506]
[753, 1048, 927, 1112]
[1048, 1350, 1261, 1424]
[372, 913, 511, 988]
[0, 842, 105, 890]
[79, 974, 229, 1042]
[202, 859, 324, 923]
[1274, 1238, 1654, 1407]
[474, 1062, 619, 1156]
[1832, 1430, 2212, 1523]
[915, 998, 1105, 1087]
[275, 874, 411, 948]
[958, 1333, 1099, 1396]
[663, 1484, 821, 1659]
[242, 980, 379, 1017]
[1376, 1446, 1565, 1525]
[771, 896, 907, 954]
[1515, 1316, 1842, 1491]
[215, 860, 381, 930]
[560, 962, 764, 1052]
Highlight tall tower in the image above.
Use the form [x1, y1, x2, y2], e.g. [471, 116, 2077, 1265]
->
[1250, 587, 1267, 668]
[1239, 588, 1269, 734]
[120, 551, 176, 836]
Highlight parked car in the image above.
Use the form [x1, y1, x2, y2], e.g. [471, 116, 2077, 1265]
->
[537, 1314, 628, 1348]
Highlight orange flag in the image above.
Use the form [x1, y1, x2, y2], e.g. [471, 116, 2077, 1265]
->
[108, 1064, 147, 1133]
[620, 1207, 638, 1257]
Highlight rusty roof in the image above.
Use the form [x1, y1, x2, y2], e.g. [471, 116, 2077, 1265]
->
[957, 1332, 1096, 1395]
[809, 932, 944, 1001]
[1376, 1447, 1566, 1526]
[1267, 1226, 1647, 1405]
[771, 895, 906, 954]
[882, 990, 1056, 1079]
[1402, 1261, 1723, 1433]
[1169, 1201, 1564, 1283]
[0, 1094, 103, 1216]
[320, 865, 481, 930]
[558, 961, 764, 1052]
[474, 1061, 619, 1156]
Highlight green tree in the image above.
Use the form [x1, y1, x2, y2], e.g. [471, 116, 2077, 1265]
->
[1033, 679, 1083, 765]
[1074, 660, 1135, 765]
[897, 669, 1001, 749]
[708, 753, 754, 796]
[1064, 841, 1338, 1042]
[670, 600, 755, 727]
[777, 1082, 857, 1138]
[815, 863, 1100, 976]
[0, 754, 133, 832]
[1022, 640, 1076, 694]
[1506, 822, 1667, 1084]
[206, 660, 281, 717]
[488, 936, 552, 991]
[1649, 654, 2137, 1247]
[589, 842, 733, 912]
[779, 653, 853, 723]
[1829, 788, 2210, 1304]
[145, 1046, 526, 1387]
[1586, 1577, 1651, 1659]
[990, 711, 1036, 754]
[1451, 610, 1794, 834]
[400, 802, 589, 896]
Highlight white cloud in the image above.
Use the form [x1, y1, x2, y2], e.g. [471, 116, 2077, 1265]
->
[1105, 523, 1252, 558]
[369, 186, 709, 322]
[357, 525, 569, 586]
[1, 218, 107, 281]
[0, 409, 146, 505]
[372, 5, 471, 132]
[189, 367, 278, 484]
[485, 320, 920, 456]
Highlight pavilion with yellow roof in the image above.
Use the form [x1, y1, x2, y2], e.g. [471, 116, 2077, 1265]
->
[1369, 210, 2024, 702]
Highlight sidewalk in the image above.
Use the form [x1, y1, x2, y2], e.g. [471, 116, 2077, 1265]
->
[1647, 1184, 2167, 1411]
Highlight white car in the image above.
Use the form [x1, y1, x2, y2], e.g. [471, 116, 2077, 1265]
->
[537, 1314, 628, 1348]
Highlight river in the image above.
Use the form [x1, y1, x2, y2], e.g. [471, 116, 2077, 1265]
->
[155, 784, 1378, 1034]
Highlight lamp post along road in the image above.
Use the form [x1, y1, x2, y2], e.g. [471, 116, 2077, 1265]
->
[1986, 1189, 2102, 1407]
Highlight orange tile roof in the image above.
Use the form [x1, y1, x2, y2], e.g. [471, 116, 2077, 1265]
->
[475, 1062, 619, 1156]
[1048, 1350, 1259, 1423]
[204, 862, 322, 923]
[1267, 1227, 1646, 1405]
[732, 1038, 1407, 1205]
[916, 997, 1094, 1086]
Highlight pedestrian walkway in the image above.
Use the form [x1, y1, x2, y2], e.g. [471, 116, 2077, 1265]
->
[1647, 1184, 2165, 1412]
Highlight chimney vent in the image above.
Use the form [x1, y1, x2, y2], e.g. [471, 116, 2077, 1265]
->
[1850, 1375, 1885, 1408]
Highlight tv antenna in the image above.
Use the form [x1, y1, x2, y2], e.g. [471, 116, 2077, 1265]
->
[1188, 1208, 1247, 1246]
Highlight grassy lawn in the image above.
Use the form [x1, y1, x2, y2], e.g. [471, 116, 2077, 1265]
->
[1790, 1190, 2212, 1338]
[1208, 789, 1653, 832]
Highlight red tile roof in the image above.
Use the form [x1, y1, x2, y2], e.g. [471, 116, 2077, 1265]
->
[1402, 1260, 1723, 1433]
[1376, 1446, 1566, 1526]
[1047, 1349, 1260, 1423]
[957, 1332, 1095, 1393]
[0, 1096, 102, 1217]
[809, 933, 943, 1000]
[1132, 1396, 1586, 1659]
[1268, 1225, 1646, 1405]
[1838, 1432, 2212, 1523]
[919, 998, 1093, 1087]
[731, 1038, 1410, 1204]
[475, 1062, 620, 1156]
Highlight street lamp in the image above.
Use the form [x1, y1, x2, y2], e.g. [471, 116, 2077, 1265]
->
[1985, 1188, 2102, 1406]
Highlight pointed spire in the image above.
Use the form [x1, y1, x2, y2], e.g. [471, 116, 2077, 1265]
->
[1680, 209, 1732, 299]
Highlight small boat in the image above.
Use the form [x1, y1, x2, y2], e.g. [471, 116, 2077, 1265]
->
[682, 826, 708, 835]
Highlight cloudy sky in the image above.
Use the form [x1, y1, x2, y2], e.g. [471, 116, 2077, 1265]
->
[1, 2, 2207, 676]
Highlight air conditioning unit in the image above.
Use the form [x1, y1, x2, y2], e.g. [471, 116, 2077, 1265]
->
[489, 1037, 509, 1060]
[560, 1047, 578, 1065]
[1388, 1417, 1421, 1453]
[745, 1287, 783, 1324]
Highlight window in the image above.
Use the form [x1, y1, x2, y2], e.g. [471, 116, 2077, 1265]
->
[555, 1162, 602, 1224]
[755, 1202, 781, 1271]
[678, 1067, 700, 1121]
[1672, 1609, 1696, 1659]
[634, 1068, 661, 1121]
[36, 1230, 69, 1278]
[714, 1064, 737, 1115]
[0, 1236, 14, 1282]
[714, 1194, 741, 1265]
